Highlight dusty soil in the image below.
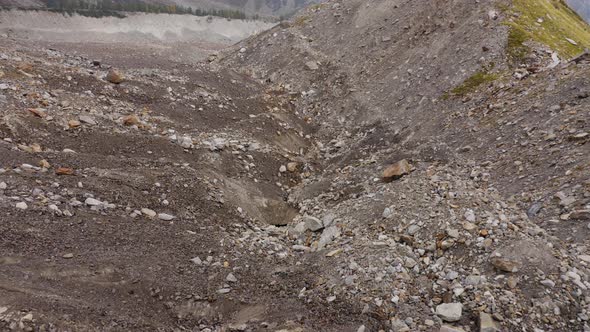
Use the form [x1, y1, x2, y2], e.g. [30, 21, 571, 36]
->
[1, 1, 590, 332]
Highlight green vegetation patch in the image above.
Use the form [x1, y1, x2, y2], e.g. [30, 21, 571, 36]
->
[505, 0, 590, 60]
[450, 70, 499, 96]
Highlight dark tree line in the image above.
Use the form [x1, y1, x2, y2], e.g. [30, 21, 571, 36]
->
[40, 0, 249, 20]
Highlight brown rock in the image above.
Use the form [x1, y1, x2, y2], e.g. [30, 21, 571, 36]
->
[68, 120, 81, 128]
[30, 143, 42, 153]
[106, 69, 124, 84]
[28, 108, 47, 118]
[490, 256, 521, 273]
[39, 159, 51, 169]
[56, 167, 74, 176]
[17, 63, 33, 72]
[122, 114, 140, 126]
[287, 162, 299, 172]
[383, 159, 412, 181]
[570, 210, 590, 220]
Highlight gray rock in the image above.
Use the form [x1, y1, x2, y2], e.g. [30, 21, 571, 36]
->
[158, 213, 175, 221]
[15, 202, 28, 210]
[79, 115, 97, 125]
[226, 273, 238, 282]
[84, 197, 102, 206]
[527, 202, 543, 218]
[318, 226, 340, 249]
[479, 312, 500, 332]
[436, 303, 463, 322]
[464, 209, 476, 222]
[390, 319, 410, 332]
[303, 215, 324, 232]
[305, 61, 319, 70]
[141, 208, 157, 218]
[440, 325, 466, 332]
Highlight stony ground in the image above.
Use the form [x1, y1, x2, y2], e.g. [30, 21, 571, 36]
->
[1, 0, 590, 331]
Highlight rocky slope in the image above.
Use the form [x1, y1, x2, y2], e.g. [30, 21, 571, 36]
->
[0, 0, 589, 331]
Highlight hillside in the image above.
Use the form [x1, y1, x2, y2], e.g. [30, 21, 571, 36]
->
[1, 0, 590, 331]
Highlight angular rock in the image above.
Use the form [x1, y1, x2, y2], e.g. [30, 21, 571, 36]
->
[440, 326, 466, 332]
[303, 215, 324, 232]
[158, 213, 175, 221]
[15, 202, 28, 210]
[68, 119, 81, 128]
[305, 61, 319, 70]
[141, 208, 157, 218]
[106, 69, 124, 84]
[479, 312, 500, 332]
[383, 159, 412, 181]
[490, 256, 521, 273]
[85, 198, 102, 206]
[287, 162, 299, 172]
[79, 115, 97, 125]
[436, 303, 463, 322]
[56, 167, 74, 175]
[226, 273, 238, 282]
[122, 114, 140, 126]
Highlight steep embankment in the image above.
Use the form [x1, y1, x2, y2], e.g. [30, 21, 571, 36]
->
[217, 0, 590, 330]
[0, 0, 589, 331]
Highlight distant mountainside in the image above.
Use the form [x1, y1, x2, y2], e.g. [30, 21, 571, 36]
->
[0, 0, 316, 18]
[568, 0, 590, 22]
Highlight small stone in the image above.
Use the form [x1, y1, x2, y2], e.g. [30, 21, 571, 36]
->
[56, 167, 74, 175]
[462, 221, 476, 230]
[217, 288, 231, 294]
[158, 213, 175, 221]
[85, 198, 102, 206]
[479, 312, 500, 332]
[28, 108, 47, 118]
[382, 159, 411, 181]
[490, 256, 521, 273]
[303, 215, 324, 232]
[39, 159, 50, 168]
[382, 207, 392, 218]
[68, 120, 81, 128]
[390, 319, 410, 332]
[287, 162, 299, 172]
[440, 326, 466, 332]
[436, 303, 463, 322]
[571, 210, 590, 221]
[122, 114, 140, 126]
[191, 257, 202, 265]
[464, 209, 476, 222]
[540, 279, 555, 288]
[228, 323, 248, 331]
[15, 202, 28, 210]
[0, 182, 6, 190]
[106, 69, 124, 84]
[141, 208, 157, 218]
[279, 165, 287, 173]
[79, 115, 97, 125]
[62, 253, 74, 259]
[579, 255, 590, 263]
[305, 61, 319, 70]
[0, 306, 7, 314]
[226, 273, 238, 283]
[178, 136, 193, 149]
